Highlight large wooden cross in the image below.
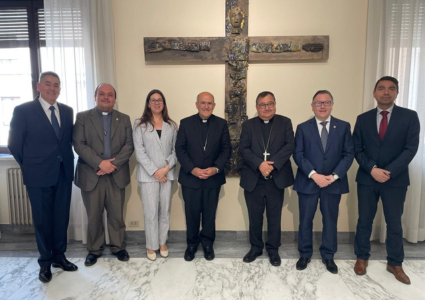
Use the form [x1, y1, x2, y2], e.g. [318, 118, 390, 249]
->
[144, 0, 329, 176]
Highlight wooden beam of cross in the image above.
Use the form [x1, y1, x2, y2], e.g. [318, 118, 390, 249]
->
[144, 0, 329, 177]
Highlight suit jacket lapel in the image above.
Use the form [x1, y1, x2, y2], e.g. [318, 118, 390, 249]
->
[57, 102, 66, 140]
[254, 117, 264, 150]
[90, 108, 104, 142]
[156, 121, 164, 151]
[33, 97, 59, 140]
[269, 117, 279, 147]
[194, 114, 204, 151]
[325, 117, 338, 152]
[308, 118, 324, 154]
[368, 108, 381, 143]
[110, 110, 119, 140]
[382, 105, 398, 143]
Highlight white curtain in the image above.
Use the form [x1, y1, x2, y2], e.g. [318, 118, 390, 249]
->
[364, 0, 425, 243]
[44, 0, 117, 242]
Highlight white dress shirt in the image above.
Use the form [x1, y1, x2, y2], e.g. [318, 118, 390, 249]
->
[39, 97, 61, 126]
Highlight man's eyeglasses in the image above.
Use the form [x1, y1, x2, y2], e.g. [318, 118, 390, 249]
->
[149, 99, 163, 104]
[313, 101, 332, 107]
[257, 102, 275, 109]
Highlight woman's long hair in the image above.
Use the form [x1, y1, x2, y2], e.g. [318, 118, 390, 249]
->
[137, 89, 177, 131]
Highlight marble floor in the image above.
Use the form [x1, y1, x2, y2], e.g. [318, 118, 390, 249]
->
[1, 257, 425, 300]
[1, 228, 425, 300]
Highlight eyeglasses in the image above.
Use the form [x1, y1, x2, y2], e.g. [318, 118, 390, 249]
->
[257, 102, 275, 109]
[149, 99, 163, 104]
[313, 101, 332, 107]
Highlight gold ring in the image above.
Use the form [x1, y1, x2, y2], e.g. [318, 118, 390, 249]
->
[266, 171, 269, 174]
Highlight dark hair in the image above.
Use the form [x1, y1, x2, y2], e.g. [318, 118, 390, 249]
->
[95, 83, 117, 98]
[137, 89, 177, 131]
[256, 91, 275, 104]
[39, 71, 60, 83]
[312, 90, 333, 103]
[374, 76, 399, 92]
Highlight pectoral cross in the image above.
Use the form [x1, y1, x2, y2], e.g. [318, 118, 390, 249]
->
[263, 150, 270, 161]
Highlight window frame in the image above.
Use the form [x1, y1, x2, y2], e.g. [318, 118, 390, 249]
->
[0, 0, 44, 153]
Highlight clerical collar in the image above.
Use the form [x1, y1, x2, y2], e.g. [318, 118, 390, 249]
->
[198, 115, 209, 123]
[95, 107, 112, 116]
[260, 116, 274, 124]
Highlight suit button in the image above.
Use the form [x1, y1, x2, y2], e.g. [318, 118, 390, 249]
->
[101, 152, 103, 155]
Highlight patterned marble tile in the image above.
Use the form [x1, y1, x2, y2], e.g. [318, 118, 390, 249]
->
[1, 258, 425, 300]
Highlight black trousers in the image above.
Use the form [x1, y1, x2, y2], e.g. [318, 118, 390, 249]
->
[354, 183, 407, 266]
[182, 185, 220, 248]
[26, 163, 72, 267]
[244, 178, 284, 253]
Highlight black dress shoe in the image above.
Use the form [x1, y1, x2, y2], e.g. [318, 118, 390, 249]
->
[39, 266, 52, 283]
[322, 259, 338, 274]
[203, 246, 215, 261]
[243, 249, 262, 263]
[85, 253, 100, 266]
[269, 252, 281, 267]
[52, 259, 78, 271]
[184, 246, 197, 261]
[296, 257, 311, 270]
[113, 250, 130, 261]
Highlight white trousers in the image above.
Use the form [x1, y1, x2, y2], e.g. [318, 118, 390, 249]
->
[139, 181, 172, 250]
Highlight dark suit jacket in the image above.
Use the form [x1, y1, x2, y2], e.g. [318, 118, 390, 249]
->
[353, 105, 420, 187]
[73, 108, 134, 192]
[175, 114, 231, 189]
[8, 97, 74, 187]
[240, 115, 295, 192]
[293, 116, 354, 195]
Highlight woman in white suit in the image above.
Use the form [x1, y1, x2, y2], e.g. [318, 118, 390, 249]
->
[133, 90, 178, 261]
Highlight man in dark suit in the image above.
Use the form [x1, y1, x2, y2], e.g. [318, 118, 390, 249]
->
[8, 71, 77, 283]
[73, 83, 134, 266]
[240, 91, 294, 266]
[353, 76, 420, 284]
[175, 92, 231, 261]
[293, 90, 354, 274]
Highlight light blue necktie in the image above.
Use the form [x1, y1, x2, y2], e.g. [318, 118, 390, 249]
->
[49, 106, 60, 138]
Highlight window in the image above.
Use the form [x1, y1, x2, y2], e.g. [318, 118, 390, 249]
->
[0, 0, 44, 151]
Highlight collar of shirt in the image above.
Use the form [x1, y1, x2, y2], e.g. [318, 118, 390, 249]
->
[315, 115, 331, 126]
[39, 96, 59, 113]
[377, 104, 394, 115]
[315, 115, 331, 136]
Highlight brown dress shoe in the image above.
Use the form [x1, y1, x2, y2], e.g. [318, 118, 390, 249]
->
[386, 264, 411, 285]
[354, 258, 368, 275]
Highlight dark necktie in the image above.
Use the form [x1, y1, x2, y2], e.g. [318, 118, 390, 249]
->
[379, 111, 389, 140]
[49, 106, 60, 138]
[320, 121, 328, 151]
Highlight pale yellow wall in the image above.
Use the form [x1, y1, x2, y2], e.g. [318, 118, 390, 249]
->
[112, 0, 368, 231]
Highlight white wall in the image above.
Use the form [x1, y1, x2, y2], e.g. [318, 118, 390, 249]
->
[112, 0, 368, 231]
[1, 0, 369, 232]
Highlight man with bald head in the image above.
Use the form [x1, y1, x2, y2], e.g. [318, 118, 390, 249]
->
[176, 92, 231, 261]
[73, 83, 134, 266]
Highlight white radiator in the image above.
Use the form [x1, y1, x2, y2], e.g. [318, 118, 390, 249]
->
[7, 168, 33, 225]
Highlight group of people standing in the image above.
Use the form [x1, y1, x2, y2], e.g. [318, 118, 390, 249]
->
[8, 72, 419, 286]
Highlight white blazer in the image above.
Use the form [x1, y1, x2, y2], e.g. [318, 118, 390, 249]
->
[133, 119, 177, 182]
